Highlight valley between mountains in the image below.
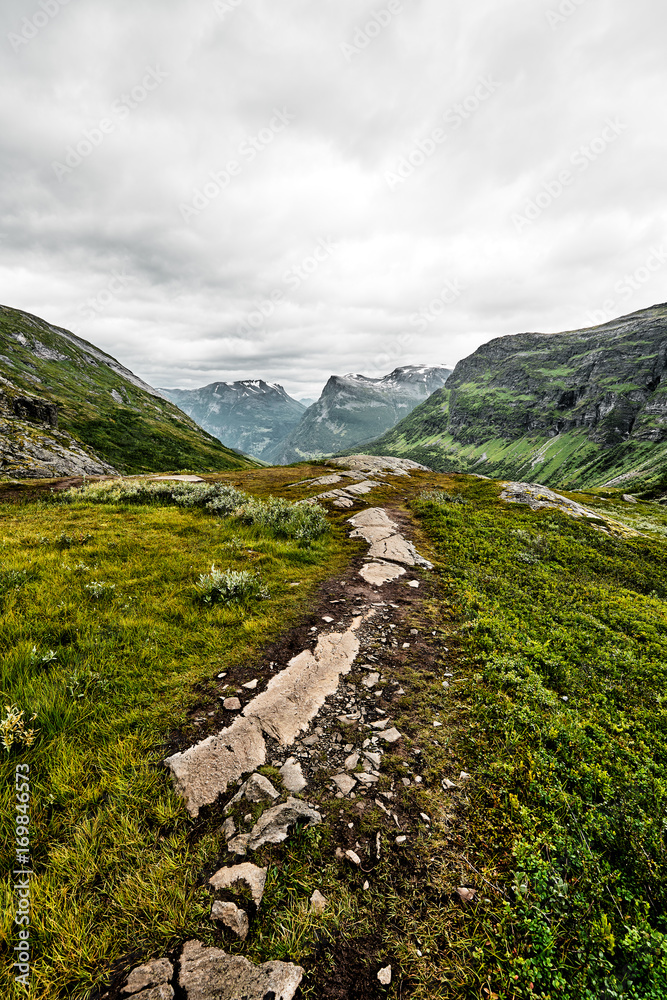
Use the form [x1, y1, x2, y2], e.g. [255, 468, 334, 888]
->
[2, 303, 667, 1000]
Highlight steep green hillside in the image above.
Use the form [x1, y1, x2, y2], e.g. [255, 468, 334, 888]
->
[362, 304, 667, 493]
[0, 306, 256, 477]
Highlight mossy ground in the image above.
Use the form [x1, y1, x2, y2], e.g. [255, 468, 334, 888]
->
[2, 466, 667, 999]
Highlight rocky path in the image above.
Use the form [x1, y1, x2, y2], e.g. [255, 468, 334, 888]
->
[120, 459, 442, 1000]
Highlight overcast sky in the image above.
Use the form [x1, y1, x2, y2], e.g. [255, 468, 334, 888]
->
[2, 0, 666, 400]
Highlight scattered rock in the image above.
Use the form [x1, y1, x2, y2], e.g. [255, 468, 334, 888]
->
[242, 679, 259, 690]
[377, 727, 401, 743]
[377, 965, 392, 985]
[333, 773, 357, 795]
[456, 886, 477, 903]
[345, 849, 361, 866]
[322, 616, 334, 623]
[122, 958, 173, 995]
[310, 889, 327, 915]
[407, 580, 420, 589]
[211, 900, 249, 940]
[222, 697, 241, 711]
[227, 834, 251, 855]
[459, 771, 471, 781]
[209, 863, 268, 905]
[236, 798, 322, 853]
[362, 672, 380, 689]
[442, 778, 457, 790]
[344, 752, 360, 770]
[221, 817, 236, 841]
[395, 835, 407, 845]
[179, 939, 303, 1000]
[225, 773, 280, 813]
[280, 758, 307, 793]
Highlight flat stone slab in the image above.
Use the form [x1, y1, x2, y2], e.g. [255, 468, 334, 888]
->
[333, 773, 357, 795]
[166, 614, 372, 815]
[359, 561, 406, 587]
[328, 455, 430, 474]
[150, 475, 204, 482]
[179, 940, 303, 1000]
[243, 619, 364, 744]
[368, 534, 433, 569]
[377, 727, 402, 743]
[165, 716, 266, 818]
[348, 508, 398, 531]
[209, 863, 268, 905]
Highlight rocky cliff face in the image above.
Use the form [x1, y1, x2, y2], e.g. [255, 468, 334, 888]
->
[362, 305, 667, 492]
[269, 365, 452, 464]
[445, 303, 667, 446]
[0, 305, 256, 478]
[160, 380, 305, 460]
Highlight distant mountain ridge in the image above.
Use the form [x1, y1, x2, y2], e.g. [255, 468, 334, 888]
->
[361, 304, 667, 492]
[0, 305, 255, 478]
[159, 380, 305, 461]
[267, 365, 452, 464]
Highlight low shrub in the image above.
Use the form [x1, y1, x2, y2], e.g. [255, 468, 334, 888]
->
[196, 566, 268, 606]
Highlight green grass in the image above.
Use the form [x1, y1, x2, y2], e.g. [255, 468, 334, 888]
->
[0, 488, 347, 999]
[408, 475, 667, 998]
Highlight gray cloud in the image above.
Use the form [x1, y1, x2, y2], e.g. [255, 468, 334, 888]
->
[1, 0, 666, 400]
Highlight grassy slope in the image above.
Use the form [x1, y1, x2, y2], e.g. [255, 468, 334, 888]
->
[410, 479, 667, 998]
[0, 466, 347, 999]
[0, 306, 255, 474]
[3, 468, 667, 998]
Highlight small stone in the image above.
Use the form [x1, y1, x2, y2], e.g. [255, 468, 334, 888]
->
[223, 697, 241, 711]
[414, 776, 422, 783]
[244, 813, 253, 824]
[310, 889, 327, 915]
[217, 672, 227, 679]
[363, 672, 380, 689]
[322, 616, 334, 623]
[280, 759, 307, 793]
[364, 751, 382, 767]
[377, 727, 401, 743]
[345, 849, 361, 866]
[122, 958, 173, 995]
[345, 752, 360, 771]
[243, 679, 259, 690]
[333, 773, 357, 795]
[402, 643, 410, 649]
[401, 777, 410, 787]
[459, 771, 471, 781]
[221, 817, 236, 841]
[211, 900, 249, 940]
[227, 834, 251, 855]
[442, 681, 450, 689]
[442, 778, 457, 790]
[363, 879, 370, 890]
[433, 721, 442, 728]
[410, 629, 419, 635]
[209, 863, 268, 905]
[302, 734, 319, 747]
[407, 581, 419, 588]
[456, 886, 477, 902]
[370, 719, 390, 729]
[396, 687, 405, 695]
[395, 835, 407, 845]
[377, 965, 392, 985]
[245, 773, 280, 803]
[420, 812, 431, 823]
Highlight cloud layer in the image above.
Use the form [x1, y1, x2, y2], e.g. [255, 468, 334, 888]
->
[2, 0, 666, 399]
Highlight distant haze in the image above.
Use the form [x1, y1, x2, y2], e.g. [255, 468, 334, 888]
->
[1, 0, 666, 399]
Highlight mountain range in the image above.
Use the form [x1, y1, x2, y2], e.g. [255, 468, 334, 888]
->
[159, 380, 306, 462]
[266, 365, 452, 464]
[362, 303, 667, 493]
[0, 305, 255, 478]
